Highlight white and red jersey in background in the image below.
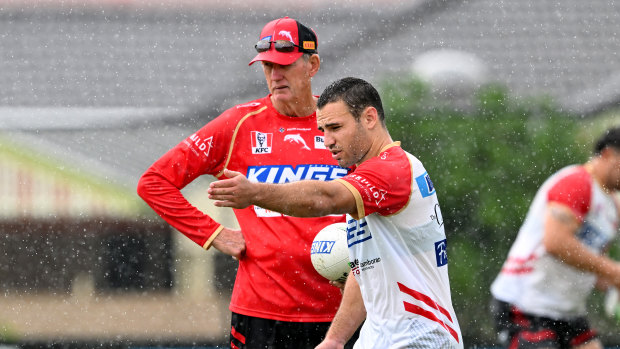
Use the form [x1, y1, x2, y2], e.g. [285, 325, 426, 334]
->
[491, 165, 619, 319]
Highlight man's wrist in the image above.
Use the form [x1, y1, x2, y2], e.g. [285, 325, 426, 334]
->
[203, 225, 224, 250]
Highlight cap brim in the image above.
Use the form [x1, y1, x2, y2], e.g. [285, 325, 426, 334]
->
[249, 51, 303, 66]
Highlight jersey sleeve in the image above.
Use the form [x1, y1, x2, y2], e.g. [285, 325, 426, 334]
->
[337, 149, 411, 218]
[546, 169, 592, 222]
[136, 107, 243, 249]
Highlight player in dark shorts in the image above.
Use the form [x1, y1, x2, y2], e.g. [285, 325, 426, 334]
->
[490, 298, 597, 349]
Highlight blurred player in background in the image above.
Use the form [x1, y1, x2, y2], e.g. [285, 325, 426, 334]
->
[490, 126, 620, 349]
[137, 17, 355, 349]
[208, 77, 463, 348]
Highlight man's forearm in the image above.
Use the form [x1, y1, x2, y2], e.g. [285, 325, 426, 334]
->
[544, 204, 620, 282]
[323, 273, 366, 345]
[209, 169, 355, 217]
[252, 181, 342, 217]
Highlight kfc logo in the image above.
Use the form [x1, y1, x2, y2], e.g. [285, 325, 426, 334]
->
[251, 131, 273, 154]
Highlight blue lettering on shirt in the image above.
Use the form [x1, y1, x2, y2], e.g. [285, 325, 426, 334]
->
[311, 240, 336, 254]
[347, 218, 372, 247]
[247, 164, 348, 183]
[435, 239, 448, 267]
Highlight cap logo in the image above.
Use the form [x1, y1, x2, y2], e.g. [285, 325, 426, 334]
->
[302, 41, 315, 50]
[278, 30, 295, 43]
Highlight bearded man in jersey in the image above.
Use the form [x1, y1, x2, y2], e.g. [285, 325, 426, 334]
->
[490, 126, 620, 349]
[208, 77, 464, 349]
[137, 17, 356, 349]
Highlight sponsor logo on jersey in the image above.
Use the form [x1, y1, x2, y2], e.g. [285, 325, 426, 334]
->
[246, 164, 348, 183]
[415, 172, 435, 198]
[435, 239, 448, 267]
[186, 134, 213, 158]
[348, 174, 387, 207]
[253, 206, 282, 217]
[284, 133, 310, 150]
[346, 217, 372, 247]
[236, 102, 262, 108]
[286, 127, 312, 132]
[349, 257, 381, 273]
[251, 131, 273, 154]
[311, 240, 336, 254]
[314, 135, 326, 149]
[432, 203, 444, 227]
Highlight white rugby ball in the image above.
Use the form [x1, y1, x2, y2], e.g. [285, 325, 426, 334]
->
[311, 222, 351, 283]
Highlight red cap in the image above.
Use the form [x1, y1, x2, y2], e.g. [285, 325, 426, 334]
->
[249, 17, 318, 66]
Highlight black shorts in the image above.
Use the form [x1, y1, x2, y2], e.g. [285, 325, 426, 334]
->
[230, 312, 360, 349]
[489, 298, 598, 349]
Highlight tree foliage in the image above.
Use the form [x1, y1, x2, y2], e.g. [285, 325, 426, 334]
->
[381, 76, 588, 343]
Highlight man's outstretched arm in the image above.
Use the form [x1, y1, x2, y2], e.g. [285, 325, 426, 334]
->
[208, 169, 357, 218]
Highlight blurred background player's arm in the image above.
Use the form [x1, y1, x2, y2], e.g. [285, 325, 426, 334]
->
[542, 202, 620, 289]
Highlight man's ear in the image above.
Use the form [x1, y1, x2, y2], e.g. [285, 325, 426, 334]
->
[308, 54, 320, 78]
[600, 146, 615, 160]
[362, 106, 379, 129]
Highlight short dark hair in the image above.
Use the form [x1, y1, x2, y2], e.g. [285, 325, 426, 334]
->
[594, 126, 620, 154]
[317, 77, 385, 123]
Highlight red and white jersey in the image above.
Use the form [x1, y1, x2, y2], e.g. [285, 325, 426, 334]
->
[491, 165, 619, 319]
[336, 143, 463, 348]
[138, 95, 348, 322]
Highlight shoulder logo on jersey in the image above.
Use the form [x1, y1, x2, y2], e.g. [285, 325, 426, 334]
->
[346, 217, 372, 247]
[251, 131, 273, 154]
[314, 135, 326, 149]
[236, 102, 262, 109]
[186, 134, 214, 158]
[284, 133, 310, 150]
[435, 239, 448, 267]
[348, 174, 388, 207]
[247, 164, 348, 183]
[415, 172, 435, 198]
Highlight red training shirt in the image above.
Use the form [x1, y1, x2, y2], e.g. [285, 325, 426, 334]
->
[137, 95, 347, 322]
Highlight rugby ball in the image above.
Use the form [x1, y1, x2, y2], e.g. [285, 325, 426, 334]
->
[311, 223, 351, 283]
